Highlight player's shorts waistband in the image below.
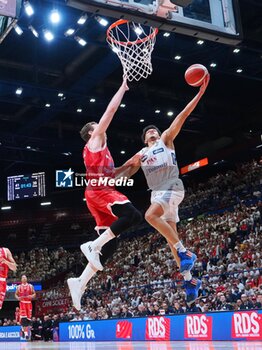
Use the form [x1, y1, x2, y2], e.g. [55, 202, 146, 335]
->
[0, 277, 6, 282]
[20, 301, 31, 304]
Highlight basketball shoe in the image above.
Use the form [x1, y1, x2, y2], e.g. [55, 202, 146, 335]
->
[184, 278, 202, 306]
[67, 278, 83, 311]
[80, 242, 103, 271]
[178, 250, 197, 275]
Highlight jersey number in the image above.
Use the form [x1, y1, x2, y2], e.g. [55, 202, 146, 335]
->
[171, 153, 177, 165]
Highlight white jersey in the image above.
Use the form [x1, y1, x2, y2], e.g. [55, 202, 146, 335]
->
[140, 138, 184, 191]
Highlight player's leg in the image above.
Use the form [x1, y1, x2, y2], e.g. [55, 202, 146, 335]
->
[145, 202, 181, 244]
[68, 190, 141, 310]
[81, 201, 142, 269]
[145, 202, 194, 271]
[166, 235, 180, 267]
[19, 302, 26, 334]
[67, 200, 108, 310]
[68, 201, 140, 310]
[145, 200, 193, 268]
[67, 223, 117, 310]
[166, 220, 201, 305]
[20, 317, 29, 339]
[19, 303, 30, 339]
[67, 192, 124, 310]
[146, 190, 197, 273]
[0, 280, 7, 310]
[164, 191, 197, 276]
[165, 192, 201, 305]
[25, 303, 32, 340]
[81, 188, 142, 266]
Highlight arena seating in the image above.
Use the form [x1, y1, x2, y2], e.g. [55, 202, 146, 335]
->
[4, 201, 261, 325]
[1, 160, 261, 331]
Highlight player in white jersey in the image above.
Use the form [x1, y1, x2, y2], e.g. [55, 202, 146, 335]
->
[124, 75, 209, 304]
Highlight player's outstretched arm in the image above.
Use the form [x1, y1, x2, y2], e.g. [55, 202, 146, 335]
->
[91, 78, 129, 138]
[162, 75, 209, 144]
[115, 153, 141, 179]
[1, 248, 17, 272]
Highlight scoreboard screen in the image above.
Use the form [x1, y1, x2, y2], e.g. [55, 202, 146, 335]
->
[7, 172, 46, 201]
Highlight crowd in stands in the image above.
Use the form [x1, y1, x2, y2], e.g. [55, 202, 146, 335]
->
[72, 201, 262, 319]
[180, 160, 261, 218]
[10, 247, 82, 282]
[1, 159, 261, 338]
[3, 201, 261, 329]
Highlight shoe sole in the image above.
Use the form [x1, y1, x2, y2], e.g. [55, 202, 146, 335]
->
[186, 281, 202, 306]
[67, 279, 81, 311]
[180, 254, 197, 275]
[80, 244, 103, 271]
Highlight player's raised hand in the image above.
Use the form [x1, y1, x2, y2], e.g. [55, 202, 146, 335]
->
[122, 77, 129, 91]
[199, 74, 210, 95]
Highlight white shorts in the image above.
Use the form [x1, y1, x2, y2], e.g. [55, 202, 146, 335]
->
[151, 189, 185, 223]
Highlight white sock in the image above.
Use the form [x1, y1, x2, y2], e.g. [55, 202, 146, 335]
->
[91, 228, 115, 249]
[183, 271, 192, 281]
[79, 263, 97, 293]
[174, 241, 186, 253]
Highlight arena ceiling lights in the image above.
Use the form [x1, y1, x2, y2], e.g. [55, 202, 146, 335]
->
[11, 3, 110, 47]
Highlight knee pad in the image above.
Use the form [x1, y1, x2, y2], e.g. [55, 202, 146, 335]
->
[110, 203, 142, 236]
[130, 208, 142, 225]
[112, 203, 142, 223]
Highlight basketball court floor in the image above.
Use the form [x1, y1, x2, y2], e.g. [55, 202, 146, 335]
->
[0, 342, 262, 350]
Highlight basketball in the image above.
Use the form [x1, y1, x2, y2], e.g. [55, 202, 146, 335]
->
[185, 64, 209, 87]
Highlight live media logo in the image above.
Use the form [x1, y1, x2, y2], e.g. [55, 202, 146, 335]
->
[55, 169, 134, 188]
[56, 169, 74, 188]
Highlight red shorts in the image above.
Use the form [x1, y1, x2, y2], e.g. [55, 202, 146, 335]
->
[19, 302, 32, 320]
[0, 280, 7, 309]
[85, 188, 129, 230]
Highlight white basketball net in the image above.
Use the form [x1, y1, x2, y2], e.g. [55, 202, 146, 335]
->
[107, 21, 158, 82]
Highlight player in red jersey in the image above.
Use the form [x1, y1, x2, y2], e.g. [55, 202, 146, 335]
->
[67, 78, 142, 310]
[0, 247, 17, 310]
[15, 275, 36, 339]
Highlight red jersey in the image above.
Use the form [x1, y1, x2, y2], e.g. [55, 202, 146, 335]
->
[0, 248, 9, 279]
[17, 283, 33, 303]
[83, 143, 115, 189]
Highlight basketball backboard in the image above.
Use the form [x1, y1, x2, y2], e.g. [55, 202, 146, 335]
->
[67, 0, 242, 45]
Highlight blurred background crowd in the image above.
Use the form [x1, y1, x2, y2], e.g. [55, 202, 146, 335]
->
[0, 160, 261, 341]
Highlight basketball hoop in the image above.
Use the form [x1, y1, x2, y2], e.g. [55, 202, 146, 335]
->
[107, 20, 158, 82]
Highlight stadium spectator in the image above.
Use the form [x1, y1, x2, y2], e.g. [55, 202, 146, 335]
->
[42, 315, 53, 341]
[239, 294, 254, 310]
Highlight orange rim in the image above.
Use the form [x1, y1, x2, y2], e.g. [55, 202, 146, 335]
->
[107, 19, 158, 46]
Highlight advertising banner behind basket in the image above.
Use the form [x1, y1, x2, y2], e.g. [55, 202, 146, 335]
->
[59, 310, 262, 342]
[35, 297, 70, 317]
